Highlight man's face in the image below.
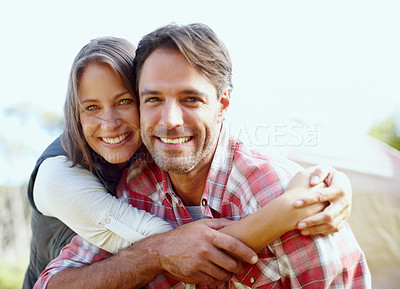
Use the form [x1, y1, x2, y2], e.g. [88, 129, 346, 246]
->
[138, 48, 230, 173]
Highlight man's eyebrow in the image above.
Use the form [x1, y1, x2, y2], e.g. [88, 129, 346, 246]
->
[140, 89, 161, 97]
[180, 89, 207, 97]
[140, 88, 208, 98]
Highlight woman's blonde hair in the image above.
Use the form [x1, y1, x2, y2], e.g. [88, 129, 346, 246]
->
[62, 37, 136, 171]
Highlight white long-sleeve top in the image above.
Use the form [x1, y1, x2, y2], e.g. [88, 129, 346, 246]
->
[33, 155, 173, 254]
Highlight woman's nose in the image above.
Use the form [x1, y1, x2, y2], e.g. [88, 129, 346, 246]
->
[100, 108, 122, 130]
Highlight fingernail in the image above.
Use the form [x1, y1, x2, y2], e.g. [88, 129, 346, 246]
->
[251, 255, 258, 264]
[294, 200, 304, 207]
[310, 175, 319, 184]
[298, 222, 307, 229]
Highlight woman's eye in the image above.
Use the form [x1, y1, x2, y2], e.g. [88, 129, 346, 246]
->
[120, 99, 133, 105]
[86, 105, 99, 111]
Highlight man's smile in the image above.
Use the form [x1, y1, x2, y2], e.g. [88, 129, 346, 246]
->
[158, 136, 192, 144]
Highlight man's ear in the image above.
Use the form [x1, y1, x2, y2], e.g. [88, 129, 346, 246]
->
[217, 89, 231, 123]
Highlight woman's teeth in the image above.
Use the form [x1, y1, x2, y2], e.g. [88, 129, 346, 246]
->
[102, 133, 129, 144]
[159, 137, 191, 144]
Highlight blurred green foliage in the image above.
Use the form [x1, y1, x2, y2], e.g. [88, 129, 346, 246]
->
[0, 263, 25, 289]
[369, 115, 400, 151]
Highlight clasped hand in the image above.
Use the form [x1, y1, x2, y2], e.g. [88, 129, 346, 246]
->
[287, 165, 352, 236]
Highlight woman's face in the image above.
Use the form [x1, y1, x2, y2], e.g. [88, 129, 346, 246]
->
[78, 62, 141, 167]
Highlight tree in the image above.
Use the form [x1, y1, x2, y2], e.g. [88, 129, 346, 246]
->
[369, 115, 400, 151]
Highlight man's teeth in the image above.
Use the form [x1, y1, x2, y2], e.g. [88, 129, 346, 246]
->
[159, 137, 191, 144]
[102, 133, 129, 144]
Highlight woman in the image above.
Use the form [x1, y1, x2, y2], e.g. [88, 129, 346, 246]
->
[24, 36, 350, 288]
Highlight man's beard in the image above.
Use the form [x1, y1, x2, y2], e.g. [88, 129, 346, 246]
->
[141, 126, 218, 174]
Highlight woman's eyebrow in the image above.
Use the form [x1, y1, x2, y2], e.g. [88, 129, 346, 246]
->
[80, 91, 130, 103]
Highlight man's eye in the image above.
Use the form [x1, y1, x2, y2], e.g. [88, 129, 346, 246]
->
[185, 97, 198, 102]
[86, 105, 99, 111]
[183, 97, 202, 104]
[145, 97, 161, 103]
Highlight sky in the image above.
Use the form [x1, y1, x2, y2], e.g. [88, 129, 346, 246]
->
[1, 0, 399, 185]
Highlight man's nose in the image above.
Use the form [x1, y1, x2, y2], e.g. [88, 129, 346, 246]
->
[159, 100, 184, 129]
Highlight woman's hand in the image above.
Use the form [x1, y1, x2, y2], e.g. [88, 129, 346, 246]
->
[293, 165, 352, 236]
[283, 170, 328, 230]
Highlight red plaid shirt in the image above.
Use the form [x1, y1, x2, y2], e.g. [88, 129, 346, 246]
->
[35, 128, 371, 289]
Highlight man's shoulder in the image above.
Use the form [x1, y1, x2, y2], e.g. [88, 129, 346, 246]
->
[232, 139, 302, 176]
[218, 137, 303, 214]
[227, 138, 302, 188]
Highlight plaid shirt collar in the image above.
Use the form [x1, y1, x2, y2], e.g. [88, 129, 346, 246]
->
[203, 125, 237, 214]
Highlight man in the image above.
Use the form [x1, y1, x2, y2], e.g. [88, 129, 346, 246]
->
[35, 23, 370, 288]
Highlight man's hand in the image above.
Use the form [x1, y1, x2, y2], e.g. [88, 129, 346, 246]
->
[293, 165, 352, 236]
[148, 219, 258, 285]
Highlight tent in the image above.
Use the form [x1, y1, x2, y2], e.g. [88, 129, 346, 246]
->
[286, 123, 400, 289]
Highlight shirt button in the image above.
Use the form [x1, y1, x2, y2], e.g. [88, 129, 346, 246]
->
[105, 218, 111, 224]
[201, 199, 207, 206]
[250, 277, 255, 284]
